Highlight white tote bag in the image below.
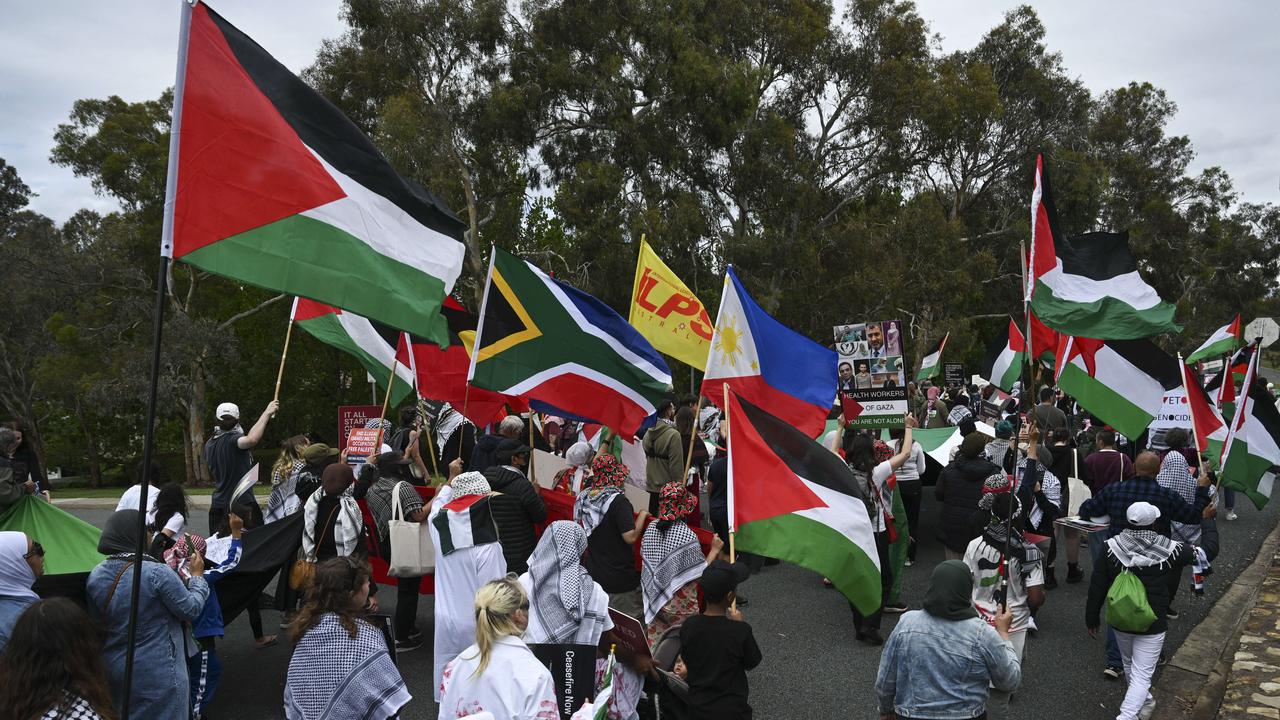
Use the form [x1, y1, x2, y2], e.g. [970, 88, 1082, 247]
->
[387, 482, 434, 577]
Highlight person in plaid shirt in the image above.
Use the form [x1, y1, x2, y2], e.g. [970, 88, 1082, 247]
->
[363, 452, 428, 652]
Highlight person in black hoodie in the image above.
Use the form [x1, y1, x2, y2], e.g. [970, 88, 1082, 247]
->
[1046, 428, 1085, 583]
[470, 415, 525, 474]
[483, 438, 547, 573]
[936, 432, 1003, 560]
[1086, 501, 1219, 720]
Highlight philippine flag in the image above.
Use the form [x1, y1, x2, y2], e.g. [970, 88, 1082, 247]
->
[701, 268, 837, 437]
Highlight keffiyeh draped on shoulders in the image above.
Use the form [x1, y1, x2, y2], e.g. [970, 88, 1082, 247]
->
[640, 520, 705, 625]
[285, 613, 409, 720]
[523, 521, 611, 645]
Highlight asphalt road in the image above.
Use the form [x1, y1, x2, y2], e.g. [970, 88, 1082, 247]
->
[66, 494, 1277, 719]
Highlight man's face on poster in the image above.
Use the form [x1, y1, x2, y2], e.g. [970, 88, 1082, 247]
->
[839, 362, 854, 382]
[867, 324, 883, 351]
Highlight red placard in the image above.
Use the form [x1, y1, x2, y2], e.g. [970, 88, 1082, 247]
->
[338, 405, 383, 451]
[345, 428, 382, 459]
[607, 608, 652, 660]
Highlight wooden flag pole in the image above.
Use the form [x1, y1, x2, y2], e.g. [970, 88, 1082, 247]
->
[456, 383, 473, 460]
[272, 317, 295, 404]
[528, 412, 537, 486]
[722, 383, 734, 565]
[374, 358, 398, 450]
[422, 419, 442, 479]
[681, 395, 704, 483]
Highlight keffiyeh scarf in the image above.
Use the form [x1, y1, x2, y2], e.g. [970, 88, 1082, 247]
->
[1016, 458, 1061, 531]
[575, 455, 628, 536]
[640, 520, 705, 625]
[525, 521, 610, 644]
[1192, 545, 1212, 594]
[163, 533, 207, 580]
[1157, 452, 1202, 544]
[284, 613, 409, 720]
[434, 403, 467, 455]
[302, 491, 364, 560]
[1107, 529, 1180, 568]
[265, 462, 305, 523]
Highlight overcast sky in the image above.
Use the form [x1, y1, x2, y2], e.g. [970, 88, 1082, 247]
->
[2, 1, 1276, 224]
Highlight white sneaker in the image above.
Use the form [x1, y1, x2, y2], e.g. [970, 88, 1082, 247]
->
[1027, 616, 1039, 632]
[1227, 511, 1239, 521]
[1138, 696, 1157, 719]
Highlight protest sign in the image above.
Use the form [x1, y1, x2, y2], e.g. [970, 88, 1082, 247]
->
[338, 405, 383, 451]
[1147, 388, 1189, 449]
[345, 427, 382, 466]
[944, 363, 965, 387]
[833, 320, 907, 427]
[606, 608, 653, 660]
[530, 643, 597, 719]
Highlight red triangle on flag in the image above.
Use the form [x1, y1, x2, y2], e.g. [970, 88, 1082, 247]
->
[728, 392, 827, 528]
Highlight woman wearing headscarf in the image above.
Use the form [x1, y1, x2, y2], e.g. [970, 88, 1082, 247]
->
[301, 463, 365, 563]
[553, 441, 596, 495]
[576, 454, 649, 620]
[876, 561, 1020, 720]
[86, 509, 210, 718]
[936, 433, 1005, 561]
[642, 483, 723, 645]
[1086, 502, 1219, 720]
[924, 385, 948, 428]
[428, 469, 508, 699]
[285, 556, 409, 720]
[0, 531, 41, 652]
[433, 402, 477, 472]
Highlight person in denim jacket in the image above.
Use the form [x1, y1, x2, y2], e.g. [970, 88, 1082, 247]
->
[875, 560, 1020, 720]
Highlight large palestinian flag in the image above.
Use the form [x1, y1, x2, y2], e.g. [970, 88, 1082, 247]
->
[1054, 336, 1182, 439]
[1026, 156, 1178, 339]
[1219, 346, 1280, 508]
[917, 333, 948, 382]
[469, 246, 672, 437]
[163, 3, 466, 345]
[291, 298, 414, 406]
[980, 319, 1026, 392]
[1179, 362, 1228, 463]
[726, 391, 881, 615]
[1186, 315, 1243, 365]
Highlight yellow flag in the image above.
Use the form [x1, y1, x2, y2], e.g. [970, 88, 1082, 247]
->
[629, 238, 713, 370]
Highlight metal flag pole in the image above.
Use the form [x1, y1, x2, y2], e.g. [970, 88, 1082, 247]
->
[123, 2, 194, 718]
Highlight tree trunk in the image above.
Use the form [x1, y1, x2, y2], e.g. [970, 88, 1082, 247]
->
[186, 360, 211, 485]
[71, 396, 102, 488]
[181, 419, 195, 487]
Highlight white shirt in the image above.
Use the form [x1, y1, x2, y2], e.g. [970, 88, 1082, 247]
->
[963, 535, 1044, 633]
[116, 485, 160, 524]
[162, 512, 185, 537]
[893, 441, 926, 484]
[438, 636, 559, 720]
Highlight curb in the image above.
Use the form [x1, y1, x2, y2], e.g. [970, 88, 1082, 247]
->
[1152, 518, 1280, 719]
[53, 495, 220, 510]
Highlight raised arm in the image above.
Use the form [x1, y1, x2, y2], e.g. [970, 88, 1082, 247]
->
[887, 416, 917, 471]
[237, 400, 279, 449]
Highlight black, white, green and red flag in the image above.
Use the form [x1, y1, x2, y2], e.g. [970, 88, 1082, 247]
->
[916, 333, 949, 382]
[1053, 336, 1181, 439]
[1185, 315, 1244, 365]
[291, 298, 414, 406]
[163, 3, 465, 345]
[431, 493, 500, 555]
[980, 319, 1026, 392]
[1029, 311, 1059, 364]
[1178, 361, 1228, 461]
[1205, 346, 1253, 407]
[726, 392, 881, 615]
[1025, 156, 1178, 339]
[1219, 346, 1280, 508]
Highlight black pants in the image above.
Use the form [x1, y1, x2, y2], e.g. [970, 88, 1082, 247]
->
[899, 481, 922, 561]
[247, 595, 265, 639]
[208, 502, 262, 535]
[851, 530, 892, 631]
[395, 575, 422, 641]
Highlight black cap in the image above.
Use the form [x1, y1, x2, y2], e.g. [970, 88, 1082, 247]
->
[374, 451, 412, 471]
[700, 560, 750, 602]
[495, 438, 532, 463]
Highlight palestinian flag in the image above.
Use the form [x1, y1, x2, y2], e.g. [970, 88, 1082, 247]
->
[980, 319, 1026, 392]
[0, 496, 104, 575]
[401, 297, 525, 427]
[430, 494, 499, 556]
[291, 298, 414, 406]
[1186, 315, 1244, 365]
[1219, 347, 1280, 508]
[912, 423, 996, 466]
[1054, 336, 1182, 439]
[163, 3, 466, 344]
[1179, 362, 1228, 461]
[726, 392, 881, 615]
[1029, 311, 1059, 363]
[917, 333, 948, 382]
[593, 649, 616, 720]
[469, 246, 672, 437]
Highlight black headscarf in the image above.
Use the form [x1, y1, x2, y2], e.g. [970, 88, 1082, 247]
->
[98, 509, 146, 556]
[922, 560, 977, 621]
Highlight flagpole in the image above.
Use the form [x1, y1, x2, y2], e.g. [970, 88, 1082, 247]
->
[1220, 339, 1260, 494]
[375, 357, 398, 450]
[123, 2, 192, 718]
[528, 412, 537, 486]
[681, 396, 704, 484]
[272, 300, 297, 404]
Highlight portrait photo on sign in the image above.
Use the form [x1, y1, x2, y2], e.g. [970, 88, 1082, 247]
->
[834, 321, 906, 391]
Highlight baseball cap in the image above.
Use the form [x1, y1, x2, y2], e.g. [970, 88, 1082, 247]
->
[215, 402, 240, 420]
[301, 443, 340, 463]
[495, 438, 532, 463]
[700, 560, 750, 602]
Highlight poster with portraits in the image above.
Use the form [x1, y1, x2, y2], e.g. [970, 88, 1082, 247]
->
[833, 320, 908, 428]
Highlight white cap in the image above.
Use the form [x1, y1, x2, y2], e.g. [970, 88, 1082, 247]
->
[215, 402, 240, 420]
[1126, 501, 1161, 527]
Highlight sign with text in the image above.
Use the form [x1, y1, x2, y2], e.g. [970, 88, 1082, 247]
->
[1147, 388, 1189, 449]
[943, 363, 965, 387]
[345, 427, 382, 465]
[530, 643, 597, 720]
[606, 608, 653, 660]
[834, 320, 907, 427]
[338, 405, 383, 452]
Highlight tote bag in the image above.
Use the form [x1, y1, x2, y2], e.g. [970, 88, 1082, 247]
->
[387, 481, 434, 577]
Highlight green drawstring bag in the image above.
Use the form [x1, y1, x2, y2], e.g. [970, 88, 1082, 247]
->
[1106, 569, 1157, 632]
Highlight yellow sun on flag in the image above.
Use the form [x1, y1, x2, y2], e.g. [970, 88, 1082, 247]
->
[716, 316, 746, 368]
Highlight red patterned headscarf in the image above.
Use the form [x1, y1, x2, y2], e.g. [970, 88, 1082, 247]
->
[657, 482, 696, 521]
[873, 440, 894, 464]
[588, 454, 629, 497]
[164, 533, 207, 581]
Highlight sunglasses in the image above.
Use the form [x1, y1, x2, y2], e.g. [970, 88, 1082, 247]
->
[24, 541, 44, 559]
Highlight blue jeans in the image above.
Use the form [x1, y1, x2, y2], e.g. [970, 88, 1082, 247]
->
[1090, 536, 1122, 667]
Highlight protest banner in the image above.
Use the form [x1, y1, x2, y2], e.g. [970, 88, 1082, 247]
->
[944, 363, 965, 387]
[833, 320, 907, 427]
[530, 643, 597, 720]
[1147, 388, 1190, 449]
[345, 427, 381, 466]
[338, 405, 383, 451]
[606, 608, 653, 660]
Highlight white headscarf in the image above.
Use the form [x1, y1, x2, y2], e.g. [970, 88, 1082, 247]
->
[0, 532, 38, 601]
[451, 471, 491, 498]
[564, 442, 595, 493]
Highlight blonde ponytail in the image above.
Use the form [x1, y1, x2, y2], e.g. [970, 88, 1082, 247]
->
[472, 575, 527, 677]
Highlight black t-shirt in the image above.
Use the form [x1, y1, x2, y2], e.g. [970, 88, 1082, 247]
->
[680, 613, 762, 720]
[314, 494, 341, 561]
[707, 457, 727, 509]
[583, 495, 639, 593]
[205, 431, 252, 511]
